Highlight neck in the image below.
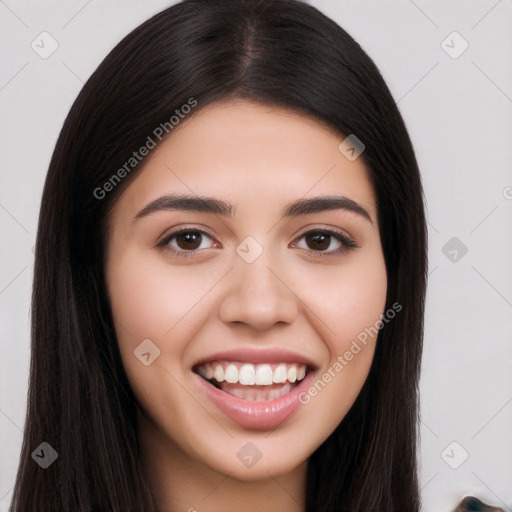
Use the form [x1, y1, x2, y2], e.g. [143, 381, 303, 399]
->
[139, 415, 307, 512]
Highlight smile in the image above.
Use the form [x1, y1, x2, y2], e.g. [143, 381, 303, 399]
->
[192, 350, 316, 429]
[195, 361, 308, 400]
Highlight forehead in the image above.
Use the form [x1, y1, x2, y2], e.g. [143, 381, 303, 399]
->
[112, 100, 377, 221]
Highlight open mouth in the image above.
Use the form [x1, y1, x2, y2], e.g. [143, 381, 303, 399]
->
[193, 361, 310, 402]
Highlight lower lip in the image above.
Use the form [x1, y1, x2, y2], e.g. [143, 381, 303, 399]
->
[195, 371, 315, 430]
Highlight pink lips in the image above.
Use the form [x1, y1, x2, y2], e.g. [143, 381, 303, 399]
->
[194, 371, 314, 430]
[192, 347, 317, 368]
[192, 347, 317, 430]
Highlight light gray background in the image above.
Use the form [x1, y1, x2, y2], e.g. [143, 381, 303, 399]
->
[1, 1, 511, 511]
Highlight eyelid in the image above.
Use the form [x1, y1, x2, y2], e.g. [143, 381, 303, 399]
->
[293, 224, 357, 244]
[156, 224, 217, 245]
[156, 224, 359, 258]
[155, 226, 219, 258]
[290, 226, 359, 254]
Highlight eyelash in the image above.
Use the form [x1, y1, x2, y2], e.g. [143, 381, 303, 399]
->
[156, 226, 359, 259]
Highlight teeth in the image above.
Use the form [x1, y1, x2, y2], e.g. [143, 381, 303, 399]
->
[213, 365, 225, 383]
[254, 364, 273, 385]
[224, 364, 238, 383]
[204, 364, 214, 380]
[287, 365, 297, 383]
[197, 361, 308, 386]
[239, 364, 255, 385]
[273, 364, 287, 384]
[224, 383, 294, 401]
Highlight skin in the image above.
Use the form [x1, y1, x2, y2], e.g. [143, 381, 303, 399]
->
[105, 100, 387, 512]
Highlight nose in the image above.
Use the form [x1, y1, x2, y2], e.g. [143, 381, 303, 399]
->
[218, 252, 299, 332]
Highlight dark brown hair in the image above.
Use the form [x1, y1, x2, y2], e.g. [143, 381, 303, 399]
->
[10, 0, 427, 510]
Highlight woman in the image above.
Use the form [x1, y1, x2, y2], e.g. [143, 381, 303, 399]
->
[10, 0, 428, 510]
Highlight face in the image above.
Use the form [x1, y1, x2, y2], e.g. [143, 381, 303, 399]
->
[105, 100, 387, 482]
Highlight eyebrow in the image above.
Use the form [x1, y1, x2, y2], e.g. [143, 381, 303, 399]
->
[134, 193, 372, 223]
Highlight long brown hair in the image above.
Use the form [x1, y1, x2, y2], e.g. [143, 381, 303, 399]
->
[10, 1, 427, 510]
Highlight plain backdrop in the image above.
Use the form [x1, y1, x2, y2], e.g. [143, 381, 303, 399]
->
[0, 1, 511, 511]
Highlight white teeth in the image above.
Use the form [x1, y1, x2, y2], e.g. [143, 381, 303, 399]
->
[254, 364, 273, 385]
[204, 364, 214, 380]
[200, 362, 307, 386]
[272, 364, 287, 384]
[224, 383, 294, 401]
[287, 365, 297, 383]
[224, 364, 238, 383]
[239, 364, 255, 385]
[213, 365, 225, 383]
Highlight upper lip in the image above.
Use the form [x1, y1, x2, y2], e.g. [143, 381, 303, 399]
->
[192, 347, 319, 370]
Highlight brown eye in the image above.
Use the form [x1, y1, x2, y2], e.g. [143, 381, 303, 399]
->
[157, 228, 217, 258]
[294, 229, 358, 255]
[304, 232, 331, 251]
[175, 231, 203, 250]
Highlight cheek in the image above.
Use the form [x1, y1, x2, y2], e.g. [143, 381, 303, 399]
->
[292, 250, 387, 428]
[295, 250, 388, 354]
[105, 251, 218, 432]
[105, 249, 216, 399]
[106, 250, 220, 346]
[334, 263, 387, 346]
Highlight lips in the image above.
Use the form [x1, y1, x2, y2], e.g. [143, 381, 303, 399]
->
[192, 348, 317, 429]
